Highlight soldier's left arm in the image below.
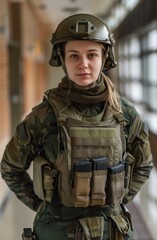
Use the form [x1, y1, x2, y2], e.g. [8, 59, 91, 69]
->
[123, 107, 153, 204]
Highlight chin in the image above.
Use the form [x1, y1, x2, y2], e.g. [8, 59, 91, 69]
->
[76, 79, 94, 87]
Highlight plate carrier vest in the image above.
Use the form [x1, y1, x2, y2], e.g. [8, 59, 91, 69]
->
[33, 92, 128, 208]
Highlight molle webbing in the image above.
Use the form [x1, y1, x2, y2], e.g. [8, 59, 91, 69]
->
[44, 93, 126, 207]
[70, 127, 120, 165]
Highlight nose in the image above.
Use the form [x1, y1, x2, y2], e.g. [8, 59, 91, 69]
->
[78, 56, 88, 69]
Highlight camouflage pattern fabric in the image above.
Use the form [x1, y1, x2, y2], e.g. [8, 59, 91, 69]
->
[0, 94, 153, 239]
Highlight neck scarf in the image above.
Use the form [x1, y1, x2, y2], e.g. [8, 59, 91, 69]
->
[54, 75, 107, 104]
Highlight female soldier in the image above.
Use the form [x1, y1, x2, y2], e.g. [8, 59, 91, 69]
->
[1, 13, 153, 240]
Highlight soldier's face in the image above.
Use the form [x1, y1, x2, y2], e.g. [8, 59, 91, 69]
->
[65, 40, 103, 86]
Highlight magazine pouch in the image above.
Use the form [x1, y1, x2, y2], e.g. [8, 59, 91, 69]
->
[91, 157, 108, 206]
[72, 160, 92, 208]
[106, 162, 125, 205]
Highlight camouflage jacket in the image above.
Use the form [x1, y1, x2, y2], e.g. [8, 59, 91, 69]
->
[1, 96, 153, 212]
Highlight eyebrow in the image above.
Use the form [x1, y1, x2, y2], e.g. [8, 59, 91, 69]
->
[66, 49, 100, 53]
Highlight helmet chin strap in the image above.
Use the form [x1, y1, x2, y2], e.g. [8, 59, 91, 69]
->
[57, 45, 109, 85]
[95, 45, 109, 85]
[101, 45, 109, 73]
[57, 47, 71, 81]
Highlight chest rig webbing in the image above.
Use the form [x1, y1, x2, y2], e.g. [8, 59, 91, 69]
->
[44, 92, 127, 208]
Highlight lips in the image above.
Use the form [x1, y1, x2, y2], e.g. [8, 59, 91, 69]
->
[76, 73, 91, 76]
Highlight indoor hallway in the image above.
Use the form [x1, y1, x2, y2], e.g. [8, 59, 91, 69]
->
[0, 0, 157, 239]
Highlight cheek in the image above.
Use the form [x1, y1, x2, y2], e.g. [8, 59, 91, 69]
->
[94, 61, 102, 72]
[66, 60, 77, 71]
[65, 58, 73, 68]
[65, 62, 74, 77]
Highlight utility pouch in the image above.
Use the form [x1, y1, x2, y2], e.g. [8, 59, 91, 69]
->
[106, 162, 125, 205]
[91, 157, 108, 206]
[72, 161, 92, 207]
[33, 156, 54, 202]
[22, 228, 36, 240]
[109, 214, 129, 240]
[75, 216, 104, 240]
[43, 165, 54, 202]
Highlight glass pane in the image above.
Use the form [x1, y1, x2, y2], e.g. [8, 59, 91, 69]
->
[147, 29, 157, 50]
[129, 37, 140, 55]
[129, 58, 141, 79]
[148, 87, 157, 111]
[148, 53, 157, 84]
[118, 41, 129, 56]
[129, 82, 143, 101]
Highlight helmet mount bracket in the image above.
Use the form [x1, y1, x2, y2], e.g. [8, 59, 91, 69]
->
[69, 18, 96, 37]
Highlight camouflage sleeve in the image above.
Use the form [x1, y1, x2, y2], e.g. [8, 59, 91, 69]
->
[1, 100, 54, 211]
[122, 100, 153, 204]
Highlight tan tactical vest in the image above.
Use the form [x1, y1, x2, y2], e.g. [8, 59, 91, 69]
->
[33, 93, 127, 208]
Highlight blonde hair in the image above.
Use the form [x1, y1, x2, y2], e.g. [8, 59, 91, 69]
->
[102, 73, 122, 114]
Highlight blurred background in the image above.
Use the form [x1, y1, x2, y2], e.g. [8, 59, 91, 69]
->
[0, 0, 157, 239]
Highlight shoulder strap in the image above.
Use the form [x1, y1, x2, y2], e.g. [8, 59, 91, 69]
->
[44, 89, 79, 121]
[44, 90, 127, 155]
[112, 109, 126, 156]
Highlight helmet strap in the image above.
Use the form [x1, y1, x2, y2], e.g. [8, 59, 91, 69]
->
[57, 46, 71, 81]
[98, 45, 109, 77]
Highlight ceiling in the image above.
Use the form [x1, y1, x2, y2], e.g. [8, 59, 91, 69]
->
[30, 0, 116, 31]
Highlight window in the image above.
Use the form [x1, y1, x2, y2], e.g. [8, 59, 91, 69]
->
[118, 27, 157, 134]
[142, 29, 157, 112]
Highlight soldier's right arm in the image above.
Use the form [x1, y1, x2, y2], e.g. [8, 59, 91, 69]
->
[1, 100, 55, 212]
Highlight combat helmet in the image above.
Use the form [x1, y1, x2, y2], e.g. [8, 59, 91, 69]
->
[49, 13, 117, 71]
